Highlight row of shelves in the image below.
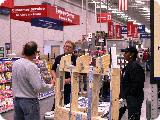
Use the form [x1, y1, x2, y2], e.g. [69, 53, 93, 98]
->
[0, 90, 54, 113]
[0, 58, 53, 113]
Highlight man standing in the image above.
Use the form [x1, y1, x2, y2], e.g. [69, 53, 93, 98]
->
[119, 47, 145, 120]
[51, 40, 77, 110]
[12, 41, 53, 120]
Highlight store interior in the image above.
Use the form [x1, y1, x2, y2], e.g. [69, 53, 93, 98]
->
[0, 0, 158, 120]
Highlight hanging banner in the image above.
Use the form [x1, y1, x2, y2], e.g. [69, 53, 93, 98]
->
[140, 33, 151, 39]
[108, 22, 114, 38]
[97, 13, 112, 23]
[118, 0, 128, 11]
[121, 26, 127, 34]
[132, 24, 138, 38]
[137, 25, 145, 33]
[31, 17, 63, 31]
[0, 0, 14, 8]
[10, 4, 80, 25]
[127, 21, 133, 37]
[115, 25, 121, 39]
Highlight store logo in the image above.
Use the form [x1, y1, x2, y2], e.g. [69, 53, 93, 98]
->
[0, 0, 5, 5]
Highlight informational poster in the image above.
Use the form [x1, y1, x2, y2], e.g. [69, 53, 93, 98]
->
[153, 0, 160, 82]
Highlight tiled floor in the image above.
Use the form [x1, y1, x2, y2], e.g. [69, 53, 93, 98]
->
[1, 72, 151, 120]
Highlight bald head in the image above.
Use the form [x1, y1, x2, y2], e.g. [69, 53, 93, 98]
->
[22, 41, 38, 56]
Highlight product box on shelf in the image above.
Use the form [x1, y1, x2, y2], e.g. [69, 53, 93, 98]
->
[34, 59, 53, 99]
[0, 57, 19, 113]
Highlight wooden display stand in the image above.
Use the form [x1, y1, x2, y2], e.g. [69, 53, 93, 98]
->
[54, 54, 120, 120]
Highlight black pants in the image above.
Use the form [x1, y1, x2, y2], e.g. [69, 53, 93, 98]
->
[51, 84, 71, 111]
[119, 93, 144, 120]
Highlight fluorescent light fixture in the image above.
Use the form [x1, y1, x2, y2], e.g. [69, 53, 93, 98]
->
[111, 11, 123, 14]
[108, 8, 118, 11]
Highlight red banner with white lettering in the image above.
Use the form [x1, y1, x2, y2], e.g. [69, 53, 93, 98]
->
[0, 0, 14, 8]
[108, 22, 114, 38]
[127, 21, 133, 37]
[132, 24, 138, 38]
[97, 13, 112, 23]
[115, 25, 121, 39]
[10, 5, 80, 25]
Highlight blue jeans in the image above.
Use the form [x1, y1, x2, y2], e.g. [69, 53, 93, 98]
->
[14, 97, 40, 120]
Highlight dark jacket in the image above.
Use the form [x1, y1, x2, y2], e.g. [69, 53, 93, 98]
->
[120, 60, 145, 99]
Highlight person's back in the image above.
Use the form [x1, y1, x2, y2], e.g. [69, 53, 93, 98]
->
[12, 41, 53, 120]
[12, 58, 41, 98]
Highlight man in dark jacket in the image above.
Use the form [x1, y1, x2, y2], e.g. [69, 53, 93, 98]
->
[51, 40, 77, 110]
[119, 47, 145, 120]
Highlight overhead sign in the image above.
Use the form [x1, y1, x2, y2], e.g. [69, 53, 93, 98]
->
[0, 0, 14, 8]
[132, 24, 138, 38]
[10, 4, 80, 25]
[31, 17, 63, 31]
[97, 13, 112, 23]
[108, 22, 114, 38]
[127, 21, 133, 37]
[121, 26, 127, 34]
[140, 33, 151, 39]
[137, 25, 145, 33]
[115, 25, 121, 39]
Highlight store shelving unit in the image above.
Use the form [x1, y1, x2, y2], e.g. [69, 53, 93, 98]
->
[0, 58, 19, 113]
[0, 58, 53, 113]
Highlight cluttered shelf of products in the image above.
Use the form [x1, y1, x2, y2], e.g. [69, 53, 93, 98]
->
[0, 57, 54, 113]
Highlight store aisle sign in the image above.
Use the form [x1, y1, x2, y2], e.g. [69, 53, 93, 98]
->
[115, 25, 121, 39]
[127, 21, 133, 37]
[140, 33, 151, 39]
[132, 24, 138, 38]
[108, 22, 114, 38]
[10, 4, 80, 25]
[121, 26, 127, 34]
[137, 25, 145, 33]
[0, 0, 14, 8]
[31, 17, 63, 31]
[97, 13, 112, 23]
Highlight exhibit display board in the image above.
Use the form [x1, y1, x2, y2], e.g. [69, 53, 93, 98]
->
[152, 0, 160, 83]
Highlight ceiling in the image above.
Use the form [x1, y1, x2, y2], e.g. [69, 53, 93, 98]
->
[88, 0, 150, 32]
[61, 0, 150, 32]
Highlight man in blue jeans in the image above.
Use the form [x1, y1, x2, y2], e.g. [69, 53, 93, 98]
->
[12, 41, 54, 120]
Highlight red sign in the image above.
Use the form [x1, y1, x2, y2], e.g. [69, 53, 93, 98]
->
[108, 22, 114, 38]
[0, 0, 14, 8]
[132, 24, 138, 38]
[127, 21, 133, 37]
[97, 13, 112, 23]
[115, 25, 121, 39]
[10, 5, 80, 25]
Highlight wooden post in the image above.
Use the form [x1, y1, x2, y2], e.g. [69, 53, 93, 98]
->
[110, 68, 120, 120]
